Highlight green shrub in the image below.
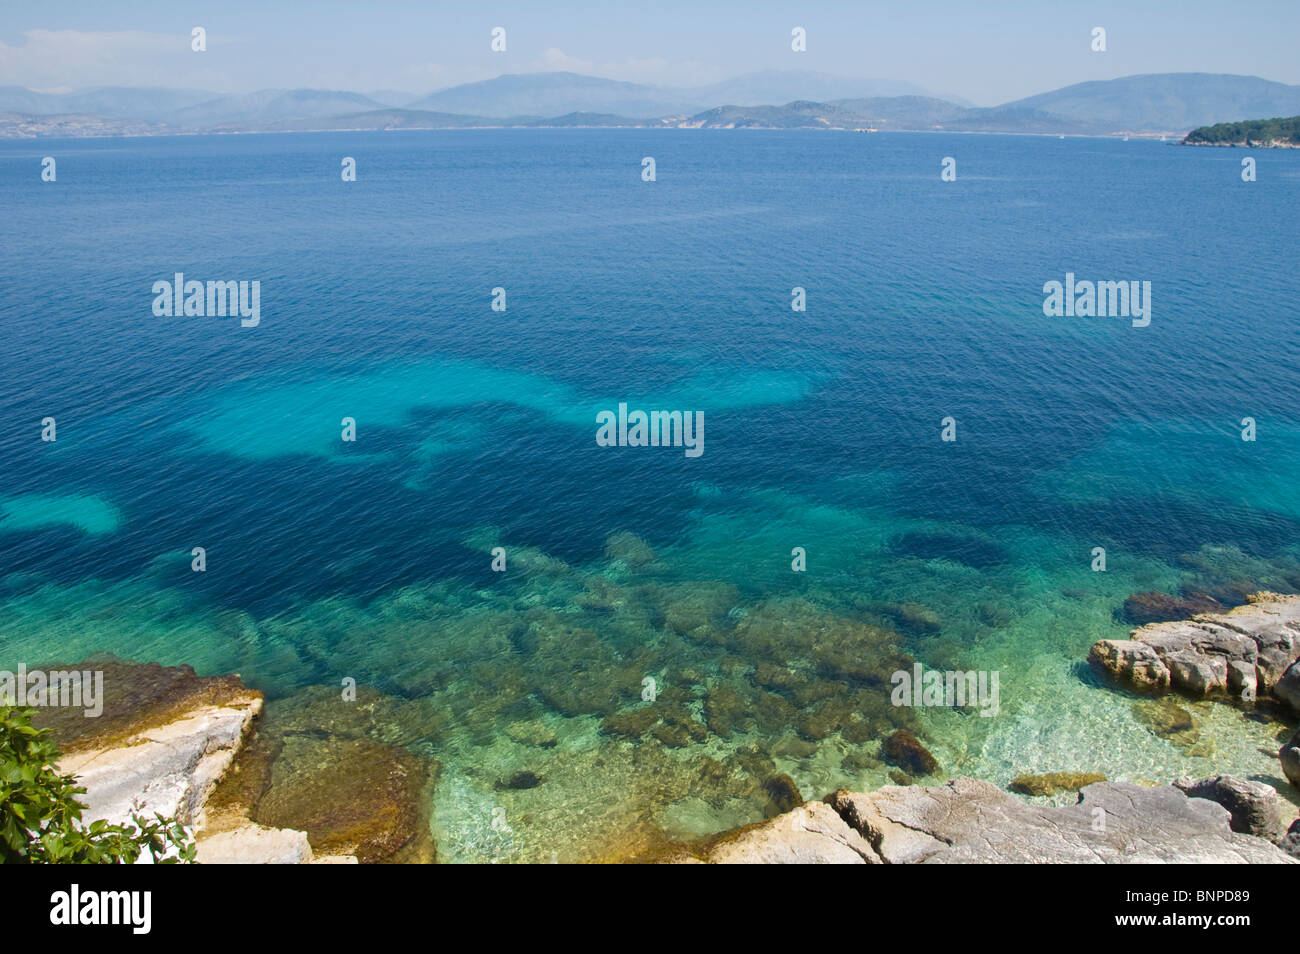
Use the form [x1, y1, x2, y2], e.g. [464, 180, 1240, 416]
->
[0, 705, 195, 863]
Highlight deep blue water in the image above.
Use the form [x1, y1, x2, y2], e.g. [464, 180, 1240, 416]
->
[1, 129, 1298, 858]
[3, 130, 1297, 606]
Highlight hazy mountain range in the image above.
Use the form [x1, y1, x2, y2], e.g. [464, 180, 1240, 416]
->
[3, 71, 1299, 139]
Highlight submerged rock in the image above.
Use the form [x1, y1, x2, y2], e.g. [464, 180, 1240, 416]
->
[1131, 698, 1200, 748]
[842, 750, 879, 774]
[601, 706, 660, 738]
[703, 685, 749, 738]
[496, 770, 544, 790]
[881, 729, 939, 776]
[877, 601, 942, 635]
[650, 721, 693, 748]
[892, 532, 1007, 569]
[761, 774, 803, 817]
[975, 602, 1013, 628]
[650, 581, 740, 636]
[1120, 590, 1223, 625]
[203, 682, 440, 863]
[1009, 771, 1107, 797]
[604, 531, 656, 567]
[251, 735, 435, 864]
[505, 718, 558, 748]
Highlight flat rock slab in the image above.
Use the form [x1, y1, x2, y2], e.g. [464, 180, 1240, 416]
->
[58, 702, 261, 827]
[683, 778, 1296, 864]
[196, 824, 316, 864]
[830, 778, 1295, 864]
[703, 802, 880, 864]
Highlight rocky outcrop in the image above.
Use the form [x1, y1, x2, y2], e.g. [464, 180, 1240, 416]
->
[1089, 593, 1300, 707]
[196, 824, 319, 864]
[1279, 820, 1300, 859]
[38, 660, 362, 863]
[1172, 775, 1285, 839]
[696, 802, 880, 864]
[1281, 728, 1300, 790]
[58, 703, 259, 831]
[40, 661, 264, 832]
[684, 777, 1296, 864]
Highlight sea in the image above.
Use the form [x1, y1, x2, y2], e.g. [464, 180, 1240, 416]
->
[1, 128, 1298, 860]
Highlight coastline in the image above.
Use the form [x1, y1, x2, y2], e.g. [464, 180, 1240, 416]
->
[41, 590, 1300, 863]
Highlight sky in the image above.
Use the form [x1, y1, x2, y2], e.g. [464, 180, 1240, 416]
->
[1, 0, 1297, 106]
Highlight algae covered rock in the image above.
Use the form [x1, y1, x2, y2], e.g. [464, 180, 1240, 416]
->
[881, 729, 939, 776]
[601, 705, 661, 738]
[1131, 697, 1200, 748]
[495, 770, 544, 791]
[1120, 590, 1223, 625]
[761, 774, 803, 817]
[1009, 771, 1107, 797]
[703, 685, 749, 738]
[877, 601, 943, 636]
[604, 531, 656, 567]
[252, 735, 435, 863]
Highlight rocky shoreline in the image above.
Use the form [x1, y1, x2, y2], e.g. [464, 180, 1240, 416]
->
[35, 590, 1300, 863]
[673, 776, 1297, 863]
[1089, 592, 1300, 792]
[668, 584, 1300, 863]
[50, 662, 1297, 862]
[35, 660, 436, 863]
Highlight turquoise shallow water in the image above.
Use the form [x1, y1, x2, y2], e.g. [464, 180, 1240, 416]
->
[0, 130, 1298, 859]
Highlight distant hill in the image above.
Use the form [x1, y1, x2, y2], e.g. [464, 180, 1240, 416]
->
[1002, 73, 1300, 132]
[688, 70, 952, 107]
[171, 89, 389, 127]
[402, 70, 956, 120]
[222, 108, 499, 133]
[681, 101, 874, 129]
[5, 71, 1300, 139]
[0, 86, 215, 121]
[938, 106, 1103, 135]
[405, 72, 701, 119]
[1183, 115, 1300, 146]
[829, 95, 970, 128]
